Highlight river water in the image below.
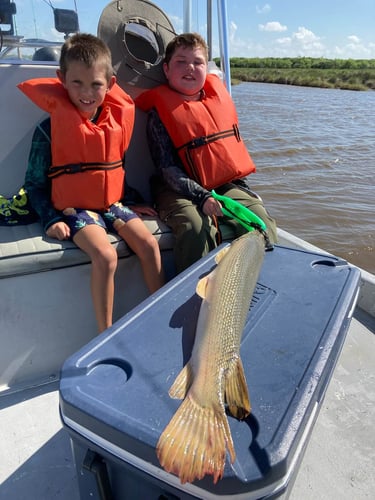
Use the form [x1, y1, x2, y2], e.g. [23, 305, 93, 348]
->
[232, 82, 374, 275]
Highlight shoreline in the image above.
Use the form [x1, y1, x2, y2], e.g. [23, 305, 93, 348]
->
[219, 57, 375, 91]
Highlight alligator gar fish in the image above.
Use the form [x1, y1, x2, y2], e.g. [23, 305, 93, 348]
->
[157, 230, 266, 484]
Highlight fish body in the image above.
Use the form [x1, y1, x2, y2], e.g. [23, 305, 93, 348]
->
[157, 230, 265, 484]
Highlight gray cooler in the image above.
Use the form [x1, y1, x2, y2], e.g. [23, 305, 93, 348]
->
[59, 243, 360, 499]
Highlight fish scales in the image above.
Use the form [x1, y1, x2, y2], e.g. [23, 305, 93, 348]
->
[192, 236, 260, 394]
[157, 231, 265, 484]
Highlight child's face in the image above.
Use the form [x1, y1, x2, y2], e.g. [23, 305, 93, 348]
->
[163, 45, 207, 98]
[57, 59, 115, 119]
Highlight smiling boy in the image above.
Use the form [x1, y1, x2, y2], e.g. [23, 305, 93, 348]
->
[19, 33, 164, 332]
[136, 32, 277, 273]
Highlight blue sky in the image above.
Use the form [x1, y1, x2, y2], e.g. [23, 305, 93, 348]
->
[10, 0, 375, 59]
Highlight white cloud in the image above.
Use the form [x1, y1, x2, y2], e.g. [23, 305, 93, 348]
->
[288, 26, 324, 55]
[229, 21, 238, 43]
[260, 27, 325, 57]
[276, 37, 292, 47]
[256, 4, 271, 14]
[259, 21, 287, 32]
[292, 26, 319, 43]
[347, 35, 360, 44]
[333, 43, 371, 58]
[225, 20, 375, 58]
[340, 40, 371, 58]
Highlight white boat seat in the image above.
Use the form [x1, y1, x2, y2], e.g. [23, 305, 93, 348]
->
[0, 218, 174, 279]
[0, 217, 236, 279]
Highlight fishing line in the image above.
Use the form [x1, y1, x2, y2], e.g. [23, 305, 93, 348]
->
[195, 0, 198, 32]
[40, 0, 54, 10]
[30, 0, 38, 38]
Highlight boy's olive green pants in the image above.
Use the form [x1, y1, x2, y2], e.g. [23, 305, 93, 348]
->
[153, 180, 277, 274]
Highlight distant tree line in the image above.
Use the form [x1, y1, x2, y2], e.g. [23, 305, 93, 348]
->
[212, 57, 375, 90]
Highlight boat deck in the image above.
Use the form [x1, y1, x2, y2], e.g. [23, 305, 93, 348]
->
[1, 308, 373, 500]
[1, 3, 373, 498]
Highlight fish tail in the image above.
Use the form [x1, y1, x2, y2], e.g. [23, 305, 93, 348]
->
[225, 357, 251, 419]
[157, 394, 235, 484]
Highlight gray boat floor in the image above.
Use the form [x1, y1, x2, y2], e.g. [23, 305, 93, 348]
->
[1, 309, 374, 500]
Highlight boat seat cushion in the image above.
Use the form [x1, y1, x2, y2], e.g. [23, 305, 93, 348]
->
[0, 217, 235, 279]
[0, 218, 174, 279]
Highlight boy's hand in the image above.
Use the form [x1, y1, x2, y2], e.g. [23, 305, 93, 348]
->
[202, 197, 223, 217]
[46, 221, 71, 240]
[131, 205, 158, 217]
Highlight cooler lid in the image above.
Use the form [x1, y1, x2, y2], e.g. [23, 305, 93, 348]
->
[60, 244, 360, 498]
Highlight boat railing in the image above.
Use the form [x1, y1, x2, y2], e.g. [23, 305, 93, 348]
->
[0, 1, 78, 60]
[0, 36, 62, 61]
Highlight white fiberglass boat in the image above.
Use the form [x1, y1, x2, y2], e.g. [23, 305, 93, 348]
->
[0, 1, 374, 499]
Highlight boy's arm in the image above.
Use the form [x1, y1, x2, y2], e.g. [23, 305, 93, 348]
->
[24, 118, 63, 232]
[146, 109, 211, 208]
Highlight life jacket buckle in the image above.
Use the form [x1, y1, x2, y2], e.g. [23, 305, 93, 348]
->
[65, 163, 83, 174]
[190, 137, 208, 148]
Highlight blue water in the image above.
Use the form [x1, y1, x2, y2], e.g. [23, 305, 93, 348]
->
[233, 83, 375, 275]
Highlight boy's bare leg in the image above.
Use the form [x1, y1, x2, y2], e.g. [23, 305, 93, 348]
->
[73, 225, 118, 333]
[117, 218, 164, 293]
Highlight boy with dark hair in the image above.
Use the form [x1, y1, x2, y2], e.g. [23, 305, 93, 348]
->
[137, 32, 277, 273]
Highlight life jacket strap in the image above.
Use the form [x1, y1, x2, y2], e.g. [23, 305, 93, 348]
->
[176, 124, 241, 152]
[48, 159, 123, 179]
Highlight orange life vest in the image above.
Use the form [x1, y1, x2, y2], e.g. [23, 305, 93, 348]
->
[18, 78, 134, 210]
[136, 74, 256, 189]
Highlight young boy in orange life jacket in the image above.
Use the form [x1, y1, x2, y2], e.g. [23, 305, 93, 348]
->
[136, 33, 277, 274]
[20, 33, 164, 333]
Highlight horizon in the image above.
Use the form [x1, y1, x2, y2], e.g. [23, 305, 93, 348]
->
[4, 1, 375, 60]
